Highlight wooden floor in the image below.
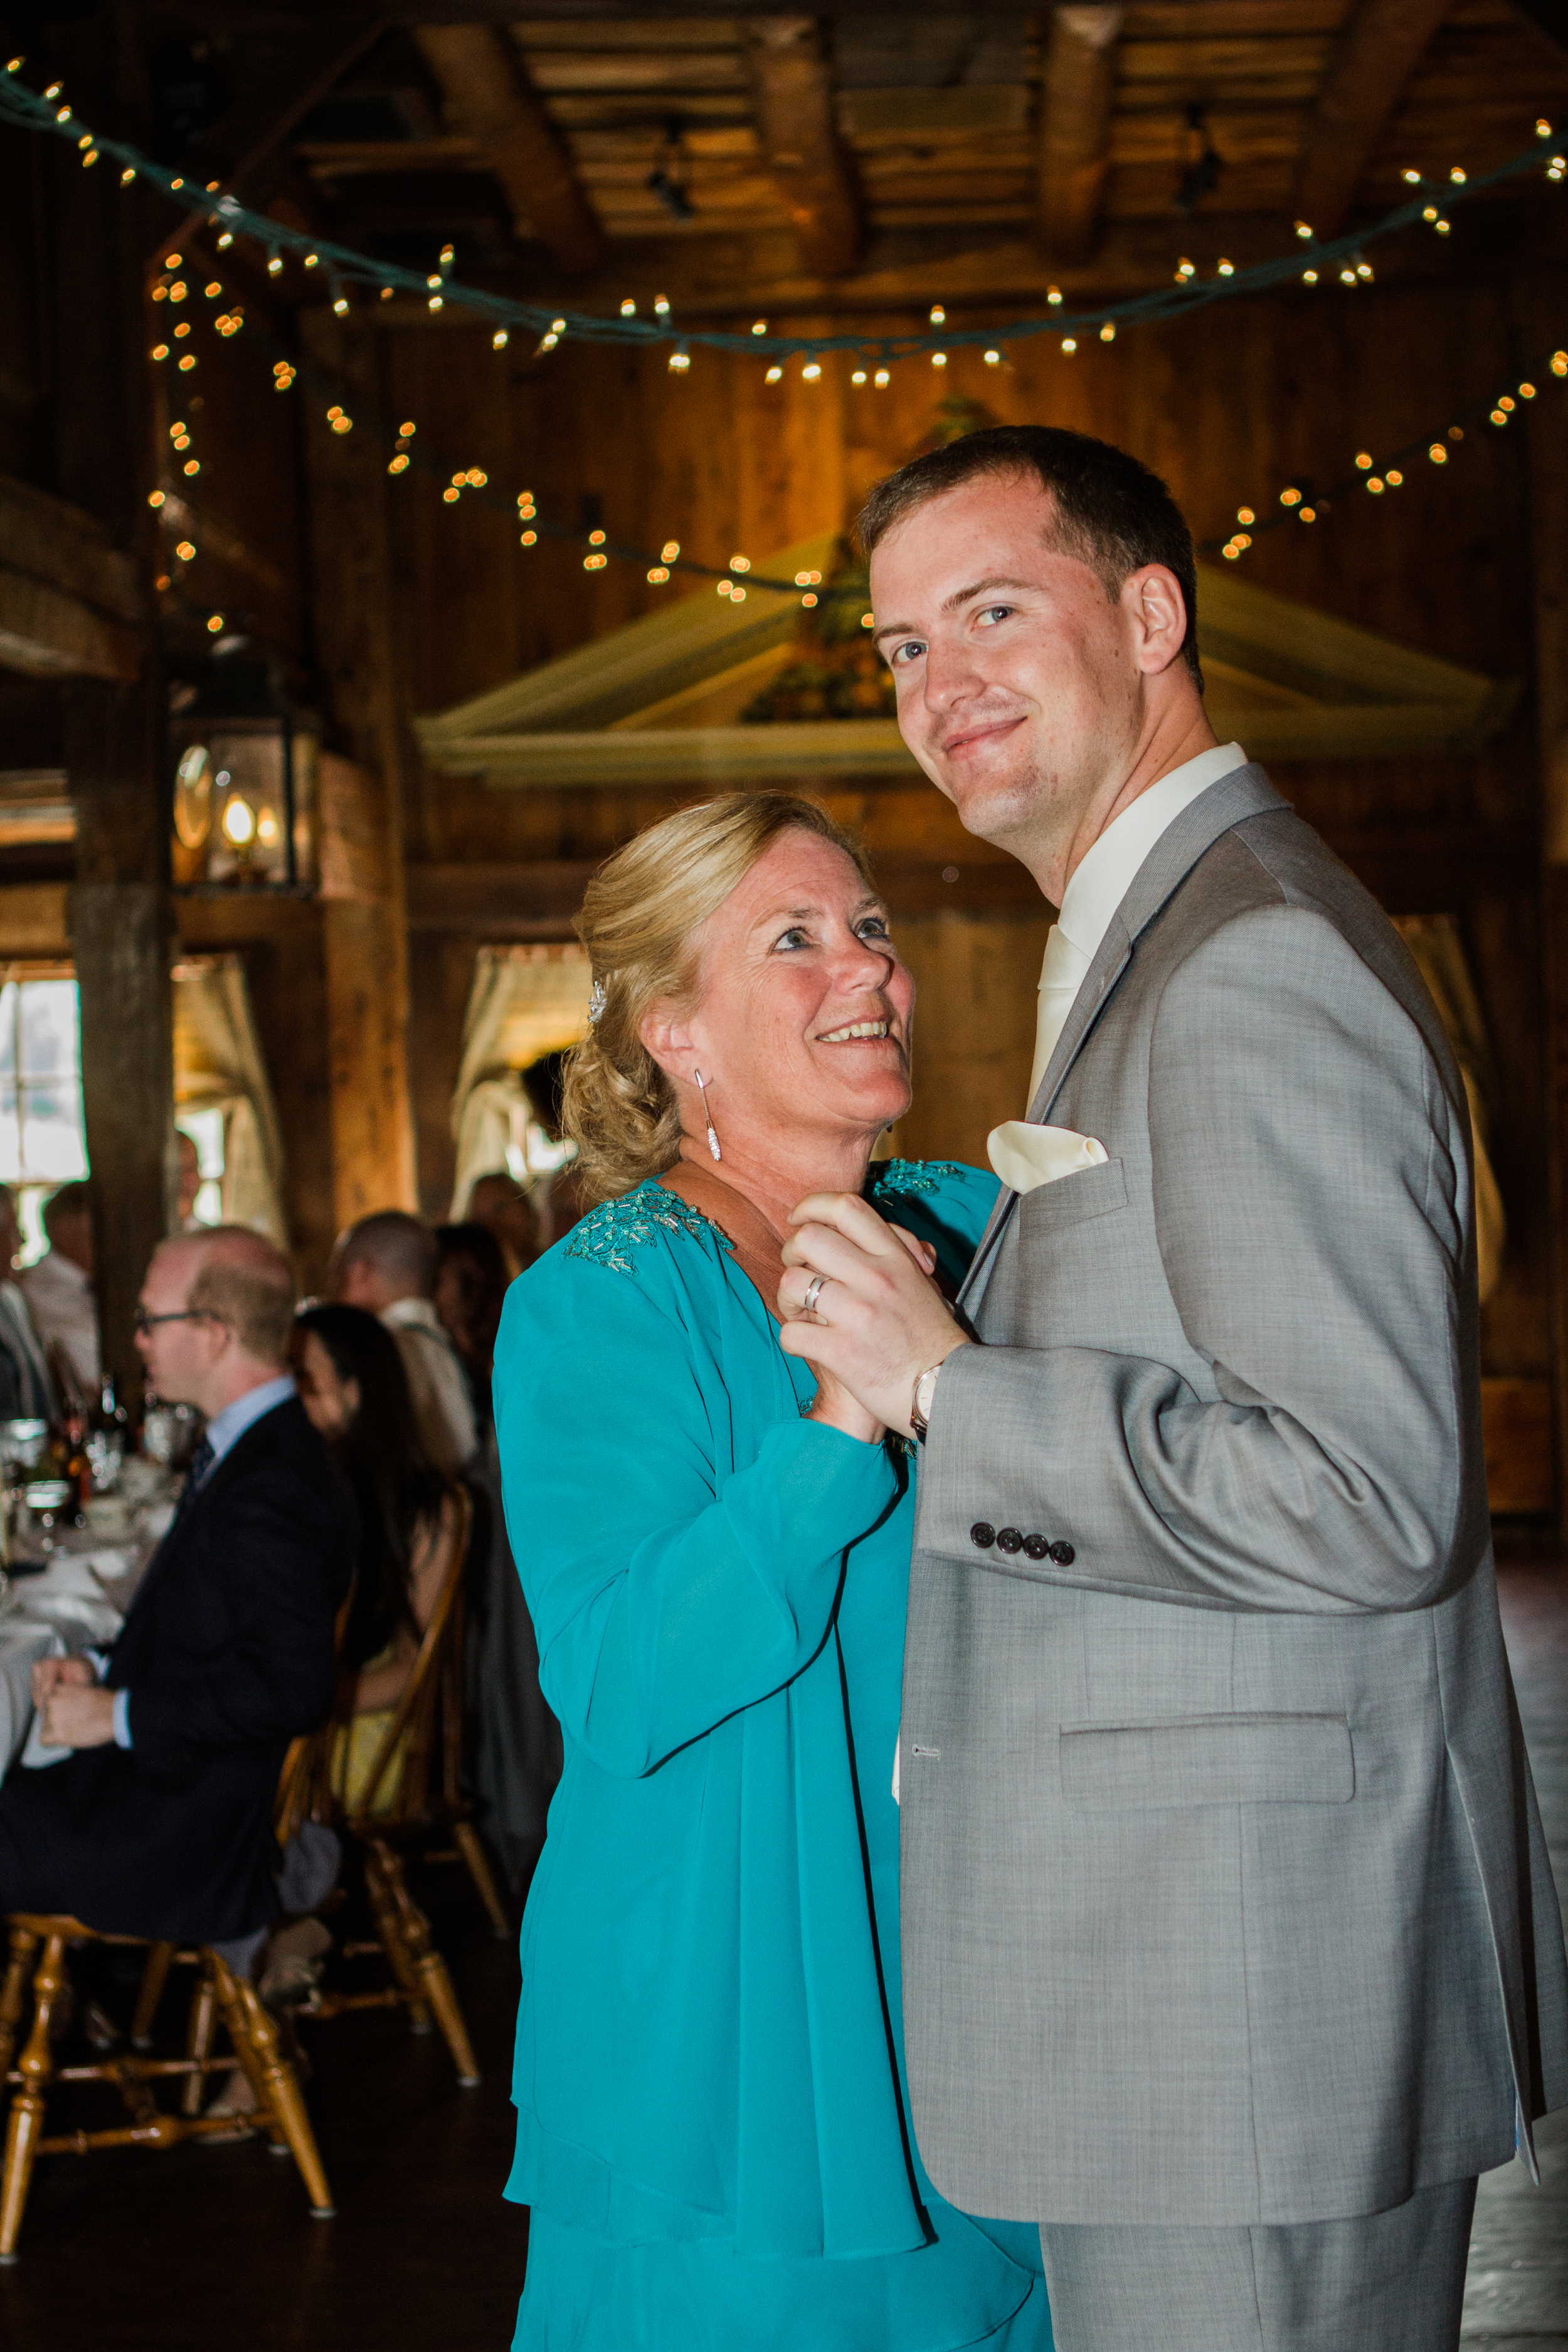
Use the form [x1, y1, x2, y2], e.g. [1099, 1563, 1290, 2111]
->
[0, 1559, 1562, 2352]
[0, 1868, 531, 2352]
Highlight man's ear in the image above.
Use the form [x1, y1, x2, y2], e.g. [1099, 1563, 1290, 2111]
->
[638, 1000, 696, 1087]
[1125, 564, 1190, 677]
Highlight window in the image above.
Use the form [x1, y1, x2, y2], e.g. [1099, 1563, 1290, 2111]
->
[0, 968, 230, 1256]
[0, 970, 87, 1263]
[177, 1104, 225, 1226]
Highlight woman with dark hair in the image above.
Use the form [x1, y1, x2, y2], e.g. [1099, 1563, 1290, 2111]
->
[433, 1221, 509, 1433]
[291, 1303, 461, 1808]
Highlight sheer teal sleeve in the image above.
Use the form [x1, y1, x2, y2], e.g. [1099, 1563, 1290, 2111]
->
[866, 1158, 1000, 1289]
[494, 1260, 899, 1779]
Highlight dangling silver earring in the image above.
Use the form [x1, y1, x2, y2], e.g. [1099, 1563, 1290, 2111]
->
[692, 1069, 722, 1162]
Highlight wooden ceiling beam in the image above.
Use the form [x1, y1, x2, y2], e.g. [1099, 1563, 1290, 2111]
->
[413, 23, 605, 274]
[739, 18, 864, 278]
[1292, 0, 1455, 238]
[1036, 5, 1125, 266]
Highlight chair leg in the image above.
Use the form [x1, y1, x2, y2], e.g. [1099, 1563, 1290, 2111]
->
[0, 1923, 38, 2081]
[453, 1820, 511, 1940]
[181, 1959, 218, 2117]
[0, 1930, 65, 2264]
[206, 1952, 334, 2218]
[370, 1838, 480, 2087]
[362, 1842, 432, 2032]
[130, 1941, 174, 2050]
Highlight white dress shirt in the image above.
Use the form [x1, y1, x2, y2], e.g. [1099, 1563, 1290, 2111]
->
[381, 1296, 477, 1475]
[1025, 742, 1250, 1108]
[19, 1250, 100, 1394]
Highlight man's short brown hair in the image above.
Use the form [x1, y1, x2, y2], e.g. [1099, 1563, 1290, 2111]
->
[183, 1227, 296, 1367]
[857, 424, 1204, 689]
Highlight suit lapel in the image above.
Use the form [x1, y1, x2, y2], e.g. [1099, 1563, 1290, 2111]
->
[957, 764, 1288, 1316]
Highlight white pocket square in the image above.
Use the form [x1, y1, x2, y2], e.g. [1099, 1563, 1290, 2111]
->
[987, 1121, 1108, 1195]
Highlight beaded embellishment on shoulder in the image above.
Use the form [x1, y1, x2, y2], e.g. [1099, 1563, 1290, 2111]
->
[563, 1178, 733, 1279]
[866, 1158, 967, 1202]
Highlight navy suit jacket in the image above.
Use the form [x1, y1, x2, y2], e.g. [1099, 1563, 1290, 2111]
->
[0, 1394, 356, 1941]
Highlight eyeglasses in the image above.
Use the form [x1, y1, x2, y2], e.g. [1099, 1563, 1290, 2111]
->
[132, 1306, 221, 1335]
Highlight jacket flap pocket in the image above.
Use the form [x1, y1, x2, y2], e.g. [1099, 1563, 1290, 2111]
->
[1016, 1155, 1127, 1233]
[1059, 1712, 1353, 1808]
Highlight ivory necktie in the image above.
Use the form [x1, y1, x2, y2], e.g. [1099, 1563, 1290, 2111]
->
[1027, 925, 1094, 1109]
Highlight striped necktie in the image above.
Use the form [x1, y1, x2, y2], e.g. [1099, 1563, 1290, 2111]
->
[172, 1434, 216, 1526]
[1027, 925, 1094, 1110]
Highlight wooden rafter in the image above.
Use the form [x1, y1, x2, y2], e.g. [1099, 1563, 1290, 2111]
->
[413, 24, 604, 275]
[739, 18, 863, 279]
[1293, 0, 1455, 238]
[1036, 5, 1125, 267]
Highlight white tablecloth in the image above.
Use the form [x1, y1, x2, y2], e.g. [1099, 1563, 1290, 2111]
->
[0, 1555, 129, 1779]
[0, 1620, 63, 1776]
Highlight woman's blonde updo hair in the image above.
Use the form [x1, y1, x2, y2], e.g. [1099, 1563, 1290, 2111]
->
[563, 792, 876, 1201]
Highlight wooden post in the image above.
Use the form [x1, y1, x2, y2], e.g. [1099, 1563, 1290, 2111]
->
[47, 26, 172, 1407]
[300, 314, 417, 1231]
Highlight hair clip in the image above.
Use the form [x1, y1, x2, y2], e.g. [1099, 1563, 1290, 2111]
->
[588, 978, 607, 1025]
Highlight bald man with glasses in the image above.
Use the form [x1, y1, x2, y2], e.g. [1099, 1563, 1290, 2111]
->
[0, 1228, 355, 1960]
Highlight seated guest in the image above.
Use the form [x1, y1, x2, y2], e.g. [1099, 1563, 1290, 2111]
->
[331, 1210, 476, 1475]
[0, 1227, 355, 1948]
[0, 1184, 53, 1420]
[464, 1170, 538, 1281]
[291, 1303, 460, 1811]
[433, 1221, 509, 1434]
[19, 1179, 98, 1398]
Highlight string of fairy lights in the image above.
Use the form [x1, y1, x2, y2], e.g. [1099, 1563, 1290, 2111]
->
[1, 51, 1562, 369]
[2, 51, 1564, 624]
[1207, 344, 1568, 561]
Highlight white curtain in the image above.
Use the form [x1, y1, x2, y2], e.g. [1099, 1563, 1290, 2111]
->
[449, 945, 592, 1214]
[172, 956, 289, 1244]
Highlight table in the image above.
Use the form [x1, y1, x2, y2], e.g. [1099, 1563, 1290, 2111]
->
[0, 1618, 63, 1776]
[0, 1554, 130, 1778]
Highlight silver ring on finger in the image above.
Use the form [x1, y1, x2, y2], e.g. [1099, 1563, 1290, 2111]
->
[802, 1273, 827, 1319]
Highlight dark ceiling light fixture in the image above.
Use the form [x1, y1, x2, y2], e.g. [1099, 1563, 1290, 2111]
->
[1175, 102, 1222, 214]
[647, 116, 696, 223]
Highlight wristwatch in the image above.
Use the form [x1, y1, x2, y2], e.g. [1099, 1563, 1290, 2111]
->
[909, 1359, 947, 1444]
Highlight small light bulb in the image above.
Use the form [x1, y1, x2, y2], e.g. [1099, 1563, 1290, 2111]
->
[874, 369, 889, 388]
[852, 369, 866, 383]
[931, 351, 946, 368]
[929, 304, 945, 324]
[765, 365, 783, 383]
[493, 329, 509, 349]
[802, 362, 822, 381]
[1099, 323, 1115, 342]
[1236, 506, 1254, 525]
[751, 320, 767, 335]
[983, 349, 1002, 366]
[221, 794, 255, 842]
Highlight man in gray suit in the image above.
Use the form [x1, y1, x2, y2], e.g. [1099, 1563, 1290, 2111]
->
[778, 425, 1568, 2350]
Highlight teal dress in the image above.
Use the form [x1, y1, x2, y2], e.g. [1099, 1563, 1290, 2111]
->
[492, 1159, 1052, 2352]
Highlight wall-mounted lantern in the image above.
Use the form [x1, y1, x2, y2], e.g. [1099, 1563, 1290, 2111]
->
[169, 650, 319, 893]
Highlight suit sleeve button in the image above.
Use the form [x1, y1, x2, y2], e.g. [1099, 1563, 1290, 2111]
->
[1022, 1533, 1049, 1560]
[996, 1527, 1023, 1554]
[970, 1522, 996, 1549]
[1048, 1540, 1076, 1565]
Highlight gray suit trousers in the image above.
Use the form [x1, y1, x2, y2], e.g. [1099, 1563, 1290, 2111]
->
[1039, 2175, 1477, 2352]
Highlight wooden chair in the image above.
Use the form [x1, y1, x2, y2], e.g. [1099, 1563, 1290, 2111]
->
[0, 1912, 333, 2263]
[282, 1485, 495, 2086]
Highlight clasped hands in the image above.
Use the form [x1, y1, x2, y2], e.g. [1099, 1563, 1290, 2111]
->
[778, 1192, 969, 1441]
[30, 1653, 116, 1749]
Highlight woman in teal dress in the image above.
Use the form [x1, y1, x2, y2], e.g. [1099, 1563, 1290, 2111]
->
[493, 792, 1052, 2351]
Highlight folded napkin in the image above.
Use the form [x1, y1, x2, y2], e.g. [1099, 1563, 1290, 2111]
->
[987, 1121, 1109, 1195]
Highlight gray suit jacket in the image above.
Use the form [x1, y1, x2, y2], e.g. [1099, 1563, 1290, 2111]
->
[900, 763, 1568, 2229]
